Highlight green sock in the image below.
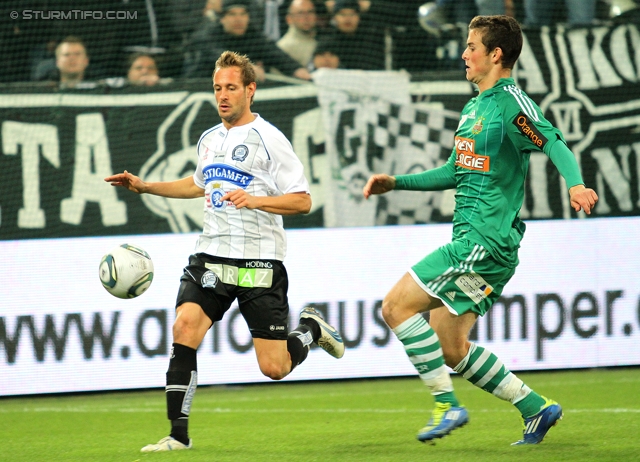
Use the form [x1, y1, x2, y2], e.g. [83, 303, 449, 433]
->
[435, 391, 458, 405]
[454, 343, 545, 416]
[393, 314, 459, 407]
[514, 392, 547, 418]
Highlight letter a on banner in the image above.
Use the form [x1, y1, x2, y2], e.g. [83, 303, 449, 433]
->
[2, 121, 60, 228]
[61, 113, 127, 226]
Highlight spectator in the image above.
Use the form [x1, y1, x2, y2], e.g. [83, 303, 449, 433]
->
[127, 53, 161, 86]
[324, 0, 371, 14]
[171, 0, 262, 39]
[184, 0, 311, 80]
[278, 0, 319, 67]
[203, 0, 224, 22]
[524, 0, 596, 26]
[310, 39, 341, 69]
[103, 53, 173, 88]
[114, 0, 184, 78]
[172, 0, 225, 80]
[56, 37, 90, 88]
[171, 0, 223, 42]
[31, 1, 179, 79]
[320, 0, 385, 70]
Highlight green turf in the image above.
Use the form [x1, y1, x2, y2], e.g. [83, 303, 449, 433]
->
[2, 368, 639, 462]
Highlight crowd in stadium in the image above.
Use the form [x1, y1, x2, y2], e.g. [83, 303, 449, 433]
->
[0, 0, 631, 87]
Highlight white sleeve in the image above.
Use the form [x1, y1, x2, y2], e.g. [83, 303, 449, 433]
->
[265, 128, 310, 195]
[193, 132, 208, 189]
[193, 157, 205, 189]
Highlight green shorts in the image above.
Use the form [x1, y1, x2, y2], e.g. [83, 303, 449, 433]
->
[410, 239, 516, 316]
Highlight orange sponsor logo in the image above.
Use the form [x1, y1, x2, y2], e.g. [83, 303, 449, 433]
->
[454, 136, 490, 172]
[513, 112, 548, 148]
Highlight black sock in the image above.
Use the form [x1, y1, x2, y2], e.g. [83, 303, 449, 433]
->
[166, 343, 197, 445]
[298, 317, 321, 342]
[287, 325, 312, 371]
[170, 419, 189, 445]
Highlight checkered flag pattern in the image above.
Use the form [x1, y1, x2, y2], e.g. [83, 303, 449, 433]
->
[372, 102, 458, 155]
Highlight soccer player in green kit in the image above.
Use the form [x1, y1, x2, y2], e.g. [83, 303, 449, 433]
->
[363, 15, 598, 445]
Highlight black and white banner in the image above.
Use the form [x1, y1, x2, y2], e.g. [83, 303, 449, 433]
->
[1, 23, 640, 240]
[314, 68, 460, 227]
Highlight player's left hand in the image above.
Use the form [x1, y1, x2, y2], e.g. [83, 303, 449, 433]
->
[220, 189, 259, 210]
[569, 184, 598, 214]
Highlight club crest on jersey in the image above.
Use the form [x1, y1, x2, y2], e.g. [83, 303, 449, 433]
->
[472, 116, 485, 135]
[232, 144, 249, 161]
[513, 112, 548, 149]
[454, 136, 490, 172]
[201, 270, 219, 289]
[210, 185, 227, 210]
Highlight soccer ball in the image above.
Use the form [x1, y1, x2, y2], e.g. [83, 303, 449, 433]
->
[99, 244, 154, 299]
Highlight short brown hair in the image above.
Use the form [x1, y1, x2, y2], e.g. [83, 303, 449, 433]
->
[213, 51, 256, 87]
[55, 36, 87, 57]
[469, 15, 522, 69]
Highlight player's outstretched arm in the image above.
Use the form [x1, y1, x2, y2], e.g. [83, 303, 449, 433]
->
[104, 170, 146, 193]
[548, 141, 597, 214]
[569, 184, 598, 215]
[221, 190, 311, 215]
[104, 171, 204, 199]
[363, 174, 396, 199]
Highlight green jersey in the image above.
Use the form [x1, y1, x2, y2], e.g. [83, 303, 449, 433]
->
[395, 78, 583, 268]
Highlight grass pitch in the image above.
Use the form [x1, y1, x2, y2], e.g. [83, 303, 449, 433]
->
[2, 368, 639, 462]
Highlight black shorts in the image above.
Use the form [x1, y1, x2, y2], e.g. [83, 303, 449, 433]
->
[175, 253, 290, 340]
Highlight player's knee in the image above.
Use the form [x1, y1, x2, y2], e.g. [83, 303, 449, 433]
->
[381, 296, 397, 325]
[172, 316, 199, 345]
[259, 361, 289, 380]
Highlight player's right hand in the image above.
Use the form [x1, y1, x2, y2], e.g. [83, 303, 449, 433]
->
[363, 174, 396, 199]
[569, 184, 598, 215]
[104, 170, 147, 194]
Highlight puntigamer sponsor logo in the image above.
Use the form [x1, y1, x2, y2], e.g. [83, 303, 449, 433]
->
[203, 164, 254, 188]
[454, 136, 490, 172]
[513, 112, 548, 148]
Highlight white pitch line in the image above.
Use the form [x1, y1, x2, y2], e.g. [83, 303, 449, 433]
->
[2, 407, 639, 414]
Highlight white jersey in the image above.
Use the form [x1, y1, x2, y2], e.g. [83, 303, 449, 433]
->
[192, 114, 310, 261]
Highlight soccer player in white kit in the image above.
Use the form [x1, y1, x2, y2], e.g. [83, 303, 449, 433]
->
[105, 51, 345, 452]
